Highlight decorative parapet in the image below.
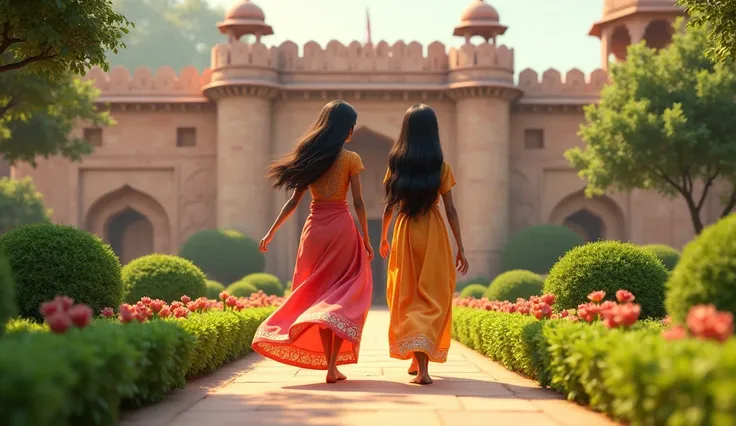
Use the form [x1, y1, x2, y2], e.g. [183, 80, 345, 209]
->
[82, 66, 212, 103]
[516, 68, 608, 105]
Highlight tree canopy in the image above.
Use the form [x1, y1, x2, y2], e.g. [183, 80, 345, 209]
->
[0, 66, 113, 166]
[108, 0, 226, 71]
[0, 0, 132, 77]
[567, 20, 736, 234]
[677, 0, 736, 63]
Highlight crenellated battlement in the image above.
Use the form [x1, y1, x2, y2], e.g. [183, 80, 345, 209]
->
[82, 66, 212, 97]
[517, 68, 608, 98]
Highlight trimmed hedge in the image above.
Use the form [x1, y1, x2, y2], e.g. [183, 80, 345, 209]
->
[485, 270, 543, 302]
[459, 284, 487, 299]
[544, 241, 668, 318]
[0, 224, 123, 321]
[666, 214, 736, 323]
[205, 280, 226, 299]
[237, 273, 284, 296]
[456, 275, 490, 293]
[502, 225, 585, 274]
[226, 280, 258, 298]
[123, 254, 207, 303]
[452, 308, 734, 425]
[642, 244, 680, 271]
[0, 307, 274, 425]
[179, 229, 265, 285]
[0, 256, 16, 335]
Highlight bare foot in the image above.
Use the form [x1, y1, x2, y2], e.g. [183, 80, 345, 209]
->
[408, 359, 418, 376]
[336, 369, 347, 381]
[326, 369, 338, 384]
[411, 373, 433, 385]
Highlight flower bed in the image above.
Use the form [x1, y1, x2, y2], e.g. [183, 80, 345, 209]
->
[452, 292, 736, 426]
[0, 291, 282, 426]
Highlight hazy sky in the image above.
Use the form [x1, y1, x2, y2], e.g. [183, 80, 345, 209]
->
[209, 0, 605, 74]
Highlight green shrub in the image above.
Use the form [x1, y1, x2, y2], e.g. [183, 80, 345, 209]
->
[0, 256, 16, 335]
[459, 284, 487, 299]
[226, 280, 258, 298]
[205, 280, 225, 299]
[485, 270, 543, 302]
[642, 244, 680, 270]
[544, 241, 668, 318]
[179, 229, 264, 285]
[0, 223, 123, 321]
[0, 307, 274, 425]
[456, 275, 489, 293]
[502, 225, 585, 274]
[0, 176, 51, 235]
[4, 317, 47, 334]
[123, 254, 207, 303]
[666, 214, 736, 323]
[237, 273, 283, 296]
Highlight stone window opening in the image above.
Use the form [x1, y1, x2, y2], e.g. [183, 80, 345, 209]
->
[83, 127, 103, 147]
[176, 127, 197, 147]
[524, 129, 544, 149]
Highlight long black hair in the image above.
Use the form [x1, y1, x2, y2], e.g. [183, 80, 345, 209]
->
[384, 104, 444, 218]
[267, 100, 357, 190]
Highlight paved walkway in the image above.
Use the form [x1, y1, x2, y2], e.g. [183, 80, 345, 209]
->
[120, 310, 618, 426]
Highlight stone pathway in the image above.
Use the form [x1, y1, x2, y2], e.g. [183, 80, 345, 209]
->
[120, 310, 619, 426]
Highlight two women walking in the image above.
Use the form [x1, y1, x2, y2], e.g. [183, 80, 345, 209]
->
[252, 101, 468, 385]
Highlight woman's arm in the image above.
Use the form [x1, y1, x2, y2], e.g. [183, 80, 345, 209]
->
[349, 173, 374, 260]
[259, 188, 306, 252]
[379, 204, 394, 258]
[441, 190, 469, 274]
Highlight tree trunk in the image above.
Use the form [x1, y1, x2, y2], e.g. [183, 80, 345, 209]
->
[684, 195, 705, 234]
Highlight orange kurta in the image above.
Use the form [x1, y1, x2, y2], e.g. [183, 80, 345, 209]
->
[384, 162, 456, 362]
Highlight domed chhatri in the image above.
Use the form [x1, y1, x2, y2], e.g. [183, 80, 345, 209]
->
[217, 0, 273, 42]
[453, 0, 507, 44]
[590, 0, 683, 37]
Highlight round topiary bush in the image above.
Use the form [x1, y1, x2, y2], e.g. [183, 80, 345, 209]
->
[665, 215, 736, 323]
[0, 256, 17, 335]
[123, 254, 206, 303]
[236, 273, 284, 296]
[544, 241, 668, 318]
[459, 284, 487, 299]
[0, 223, 123, 321]
[226, 281, 258, 298]
[502, 225, 585, 274]
[0, 177, 51, 235]
[642, 244, 680, 271]
[205, 280, 225, 299]
[179, 229, 264, 285]
[485, 270, 544, 302]
[456, 275, 490, 293]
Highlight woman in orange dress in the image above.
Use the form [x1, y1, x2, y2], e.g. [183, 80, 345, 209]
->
[252, 100, 373, 384]
[379, 104, 469, 385]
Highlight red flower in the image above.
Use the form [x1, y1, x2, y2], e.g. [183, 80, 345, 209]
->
[663, 326, 688, 341]
[235, 301, 245, 311]
[559, 310, 569, 318]
[532, 303, 552, 320]
[541, 293, 556, 306]
[100, 307, 115, 318]
[588, 291, 606, 303]
[158, 306, 172, 318]
[40, 300, 62, 318]
[226, 296, 237, 307]
[149, 299, 165, 313]
[600, 301, 618, 313]
[140, 296, 152, 306]
[181, 295, 191, 304]
[170, 301, 184, 309]
[173, 307, 189, 318]
[615, 290, 635, 304]
[219, 291, 230, 301]
[119, 304, 137, 324]
[68, 304, 93, 328]
[602, 303, 641, 329]
[46, 312, 72, 334]
[187, 301, 198, 312]
[686, 304, 734, 343]
[135, 306, 152, 323]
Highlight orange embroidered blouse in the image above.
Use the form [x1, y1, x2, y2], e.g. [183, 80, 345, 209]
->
[309, 149, 365, 202]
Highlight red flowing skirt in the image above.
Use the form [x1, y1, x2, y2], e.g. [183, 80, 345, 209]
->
[251, 201, 373, 369]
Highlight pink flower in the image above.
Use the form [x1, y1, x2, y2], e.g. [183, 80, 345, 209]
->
[226, 296, 237, 307]
[39, 295, 75, 318]
[532, 303, 552, 320]
[663, 326, 688, 341]
[170, 301, 184, 309]
[158, 306, 172, 318]
[187, 301, 198, 312]
[46, 312, 71, 334]
[100, 307, 115, 318]
[559, 310, 569, 318]
[588, 291, 606, 303]
[181, 295, 191, 304]
[135, 306, 152, 323]
[140, 296, 152, 306]
[616, 290, 635, 304]
[68, 304, 93, 328]
[600, 301, 618, 313]
[541, 294, 556, 306]
[686, 305, 734, 343]
[219, 291, 230, 301]
[602, 303, 641, 329]
[149, 299, 165, 313]
[173, 307, 189, 318]
[119, 304, 137, 324]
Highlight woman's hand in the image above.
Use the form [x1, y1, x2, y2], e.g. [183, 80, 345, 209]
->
[363, 239, 374, 261]
[259, 232, 274, 252]
[379, 239, 390, 259]
[456, 248, 469, 275]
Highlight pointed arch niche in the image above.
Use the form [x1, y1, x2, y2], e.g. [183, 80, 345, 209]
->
[85, 185, 171, 264]
[549, 191, 626, 242]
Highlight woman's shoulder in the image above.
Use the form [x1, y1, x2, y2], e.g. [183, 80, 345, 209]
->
[342, 149, 360, 159]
